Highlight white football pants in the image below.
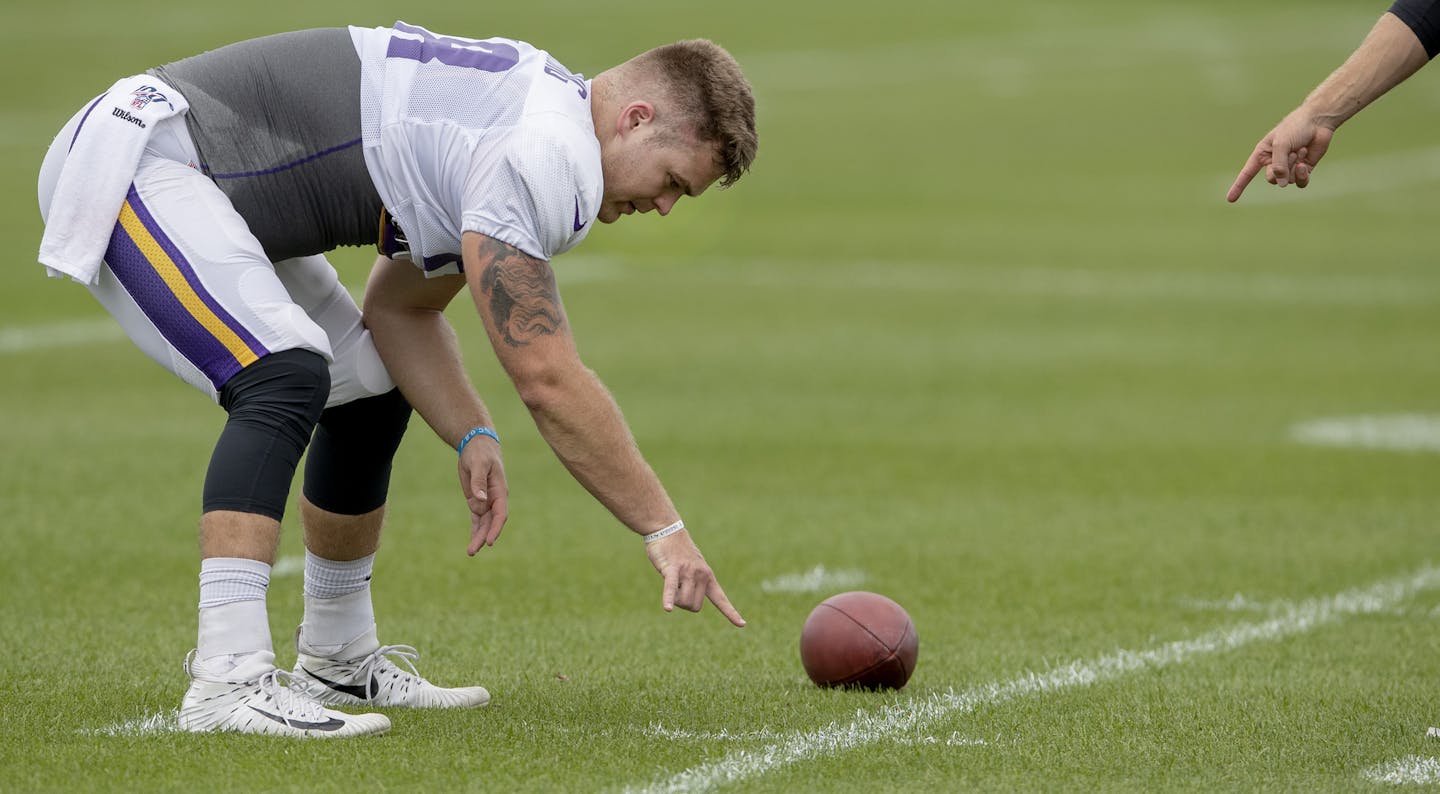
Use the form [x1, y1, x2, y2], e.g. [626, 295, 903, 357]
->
[36, 97, 394, 407]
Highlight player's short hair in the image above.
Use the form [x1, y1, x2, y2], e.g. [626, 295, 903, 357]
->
[629, 39, 758, 188]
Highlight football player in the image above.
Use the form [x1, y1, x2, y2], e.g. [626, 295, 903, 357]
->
[37, 21, 756, 737]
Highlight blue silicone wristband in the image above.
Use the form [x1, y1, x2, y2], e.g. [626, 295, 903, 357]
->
[457, 426, 500, 454]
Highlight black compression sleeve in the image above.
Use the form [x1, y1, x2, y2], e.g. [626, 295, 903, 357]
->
[302, 388, 412, 516]
[1391, 0, 1440, 59]
[204, 349, 330, 520]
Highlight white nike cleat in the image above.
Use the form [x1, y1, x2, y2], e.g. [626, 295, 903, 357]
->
[178, 650, 390, 737]
[293, 629, 491, 709]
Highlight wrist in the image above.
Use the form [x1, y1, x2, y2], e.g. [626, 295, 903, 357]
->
[457, 426, 500, 454]
[642, 519, 685, 544]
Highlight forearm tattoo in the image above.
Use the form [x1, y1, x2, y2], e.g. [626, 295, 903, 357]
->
[476, 238, 564, 347]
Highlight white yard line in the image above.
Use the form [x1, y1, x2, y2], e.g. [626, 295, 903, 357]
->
[643, 723, 986, 750]
[739, 10, 1356, 97]
[1364, 755, 1440, 785]
[627, 565, 1440, 794]
[759, 565, 867, 594]
[7, 249, 1436, 364]
[1224, 146, 1440, 205]
[1176, 593, 1276, 613]
[78, 710, 179, 737]
[669, 257, 1440, 307]
[1, 257, 622, 358]
[270, 555, 304, 578]
[1291, 415, 1440, 454]
[644, 725, 790, 743]
[0, 318, 123, 354]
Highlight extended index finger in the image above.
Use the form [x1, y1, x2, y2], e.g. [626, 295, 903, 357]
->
[1226, 150, 1267, 203]
[707, 580, 746, 628]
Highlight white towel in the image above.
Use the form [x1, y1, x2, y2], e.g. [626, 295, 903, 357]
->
[38, 75, 189, 285]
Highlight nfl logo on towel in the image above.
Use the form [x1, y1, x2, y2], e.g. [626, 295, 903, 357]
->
[130, 86, 172, 111]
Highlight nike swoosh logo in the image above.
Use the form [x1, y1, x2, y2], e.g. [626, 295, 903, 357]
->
[302, 666, 378, 700]
[573, 197, 586, 232]
[247, 705, 347, 732]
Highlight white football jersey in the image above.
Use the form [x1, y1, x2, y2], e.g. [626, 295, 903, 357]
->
[351, 21, 602, 274]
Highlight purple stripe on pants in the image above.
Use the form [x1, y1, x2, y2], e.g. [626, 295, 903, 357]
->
[104, 186, 270, 390]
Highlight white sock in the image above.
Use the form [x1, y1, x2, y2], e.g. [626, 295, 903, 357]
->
[303, 550, 374, 599]
[197, 557, 273, 671]
[300, 551, 377, 656]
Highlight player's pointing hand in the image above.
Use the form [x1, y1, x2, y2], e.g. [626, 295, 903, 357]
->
[1227, 112, 1334, 202]
[644, 527, 746, 627]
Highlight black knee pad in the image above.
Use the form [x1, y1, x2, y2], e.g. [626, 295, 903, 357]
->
[303, 387, 412, 516]
[202, 348, 331, 520]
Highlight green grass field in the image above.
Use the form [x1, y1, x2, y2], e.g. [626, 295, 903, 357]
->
[5, 0, 1440, 790]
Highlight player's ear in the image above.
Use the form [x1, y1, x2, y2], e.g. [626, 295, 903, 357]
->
[616, 101, 655, 137]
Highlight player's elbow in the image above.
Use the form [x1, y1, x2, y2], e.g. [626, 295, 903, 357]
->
[509, 362, 578, 415]
[363, 289, 425, 330]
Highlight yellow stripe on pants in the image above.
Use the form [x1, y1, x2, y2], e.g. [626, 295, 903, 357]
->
[116, 200, 260, 368]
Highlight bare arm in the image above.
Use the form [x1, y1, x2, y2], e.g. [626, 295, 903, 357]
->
[1228, 12, 1429, 201]
[362, 254, 508, 556]
[461, 231, 744, 626]
[462, 232, 671, 531]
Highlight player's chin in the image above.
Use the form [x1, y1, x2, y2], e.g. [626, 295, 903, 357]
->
[597, 205, 621, 224]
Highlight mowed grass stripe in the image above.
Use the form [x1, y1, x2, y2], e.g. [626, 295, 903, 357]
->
[629, 565, 1440, 794]
[0, 258, 620, 357]
[640, 256, 1440, 307]
[1218, 145, 1440, 204]
[0, 318, 123, 353]
[739, 6, 1368, 96]
[5, 247, 1436, 360]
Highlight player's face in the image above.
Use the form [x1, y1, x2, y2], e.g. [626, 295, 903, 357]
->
[598, 124, 722, 224]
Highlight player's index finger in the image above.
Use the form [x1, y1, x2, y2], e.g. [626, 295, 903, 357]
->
[709, 581, 746, 627]
[1227, 156, 1263, 202]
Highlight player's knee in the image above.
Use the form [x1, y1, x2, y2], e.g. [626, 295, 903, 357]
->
[203, 349, 330, 520]
[303, 388, 413, 515]
[218, 348, 331, 446]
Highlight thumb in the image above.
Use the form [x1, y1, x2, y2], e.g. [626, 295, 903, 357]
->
[467, 463, 489, 500]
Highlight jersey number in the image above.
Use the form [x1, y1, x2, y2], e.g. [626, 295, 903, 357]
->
[387, 22, 520, 72]
[543, 57, 588, 99]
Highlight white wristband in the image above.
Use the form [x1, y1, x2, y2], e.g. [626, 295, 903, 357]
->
[643, 519, 685, 544]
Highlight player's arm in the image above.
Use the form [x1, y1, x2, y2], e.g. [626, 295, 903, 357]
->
[362, 254, 508, 556]
[1227, 9, 1430, 201]
[460, 230, 745, 627]
[1297, 10, 1431, 127]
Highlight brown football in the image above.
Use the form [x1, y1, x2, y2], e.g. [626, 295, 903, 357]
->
[799, 591, 918, 689]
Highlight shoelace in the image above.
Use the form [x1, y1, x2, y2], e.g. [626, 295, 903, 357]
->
[183, 650, 329, 724]
[352, 644, 423, 688]
[255, 668, 330, 722]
